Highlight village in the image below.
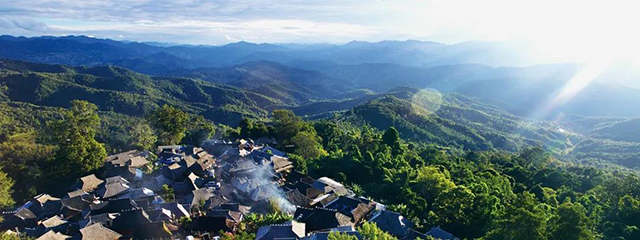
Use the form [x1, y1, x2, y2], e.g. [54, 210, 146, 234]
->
[0, 139, 458, 240]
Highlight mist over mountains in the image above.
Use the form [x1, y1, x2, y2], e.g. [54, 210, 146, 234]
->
[1, 35, 638, 120]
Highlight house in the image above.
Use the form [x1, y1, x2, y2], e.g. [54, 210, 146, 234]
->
[133, 222, 173, 239]
[117, 187, 155, 201]
[368, 210, 413, 237]
[285, 189, 312, 207]
[258, 145, 285, 157]
[173, 173, 202, 198]
[35, 230, 70, 240]
[105, 150, 149, 168]
[293, 207, 353, 233]
[286, 182, 323, 199]
[424, 227, 459, 240]
[61, 194, 94, 220]
[256, 221, 306, 240]
[189, 216, 235, 232]
[214, 203, 251, 215]
[18, 194, 62, 220]
[2, 205, 38, 229]
[189, 156, 215, 176]
[78, 213, 117, 229]
[110, 209, 152, 235]
[146, 208, 173, 222]
[88, 198, 138, 216]
[301, 226, 363, 240]
[37, 216, 69, 235]
[66, 189, 87, 199]
[161, 163, 189, 181]
[78, 223, 122, 240]
[272, 156, 294, 173]
[310, 194, 339, 208]
[286, 171, 315, 185]
[208, 209, 243, 223]
[312, 177, 350, 196]
[73, 174, 104, 192]
[95, 180, 130, 199]
[324, 196, 375, 223]
[157, 202, 189, 220]
[103, 166, 142, 182]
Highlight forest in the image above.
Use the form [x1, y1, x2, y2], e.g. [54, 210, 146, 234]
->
[1, 60, 640, 239]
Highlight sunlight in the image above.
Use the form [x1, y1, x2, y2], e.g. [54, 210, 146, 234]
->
[535, 60, 611, 119]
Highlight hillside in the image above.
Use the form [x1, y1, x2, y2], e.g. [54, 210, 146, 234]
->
[0, 59, 277, 125]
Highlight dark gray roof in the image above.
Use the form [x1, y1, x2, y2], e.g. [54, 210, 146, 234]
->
[256, 221, 305, 240]
[293, 207, 352, 233]
[425, 227, 458, 240]
[286, 189, 312, 207]
[79, 223, 122, 240]
[369, 210, 413, 237]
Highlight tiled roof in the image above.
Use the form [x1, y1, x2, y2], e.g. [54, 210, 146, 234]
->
[79, 223, 122, 240]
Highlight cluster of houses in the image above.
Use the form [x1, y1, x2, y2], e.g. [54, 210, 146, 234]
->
[0, 138, 457, 240]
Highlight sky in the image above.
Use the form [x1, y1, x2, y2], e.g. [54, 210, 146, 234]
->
[0, 0, 638, 47]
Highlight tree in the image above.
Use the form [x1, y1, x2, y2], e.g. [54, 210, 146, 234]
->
[49, 100, 106, 179]
[129, 123, 157, 150]
[0, 170, 15, 209]
[183, 115, 215, 146]
[412, 166, 456, 203]
[382, 127, 403, 155]
[617, 195, 640, 227]
[549, 200, 596, 240]
[328, 231, 359, 240]
[358, 222, 397, 240]
[486, 192, 548, 240]
[160, 184, 175, 202]
[238, 118, 253, 139]
[432, 185, 476, 237]
[149, 105, 189, 145]
[272, 109, 304, 143]
[0, 132, 54, 203]
[291, 131, 327, 159]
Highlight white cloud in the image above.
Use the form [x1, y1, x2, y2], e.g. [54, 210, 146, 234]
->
[0, 0, 638, 48]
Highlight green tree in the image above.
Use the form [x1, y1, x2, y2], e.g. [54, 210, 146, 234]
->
[238, 118, 253, 139]
[291, 131, 327, 159]
[0, 132, 54, 203]
[328, 231, 359, 240]
[160, 184, 175, 202]
[0, 170, 15, 209]
[617, 195, 640, 228]
[272, 109, 304, 143]
[486, 192, 548, 240]
[149, 105, 189, 145]
[549, 200, 596, 240]
[183, 115, 215, 146]
[412, 166, 456, 203]
[382, 127, 403, 155]
[129, 123, 157, 150]
[358, 222, 397, 240]
[432, 186, 475, 236]
[49, 100, 106, 179]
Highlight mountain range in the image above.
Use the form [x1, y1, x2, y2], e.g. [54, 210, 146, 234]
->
[2, 35, 640, 120]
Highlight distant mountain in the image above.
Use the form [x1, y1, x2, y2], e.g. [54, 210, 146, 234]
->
[166, 61, 353, 105]
[3, 35, 640, 119]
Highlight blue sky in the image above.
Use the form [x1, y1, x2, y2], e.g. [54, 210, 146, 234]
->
[0, 0, 638, 49]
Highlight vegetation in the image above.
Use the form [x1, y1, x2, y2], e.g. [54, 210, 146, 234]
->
[48, 100, 106, 181]
[1, 59, 640, 240]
